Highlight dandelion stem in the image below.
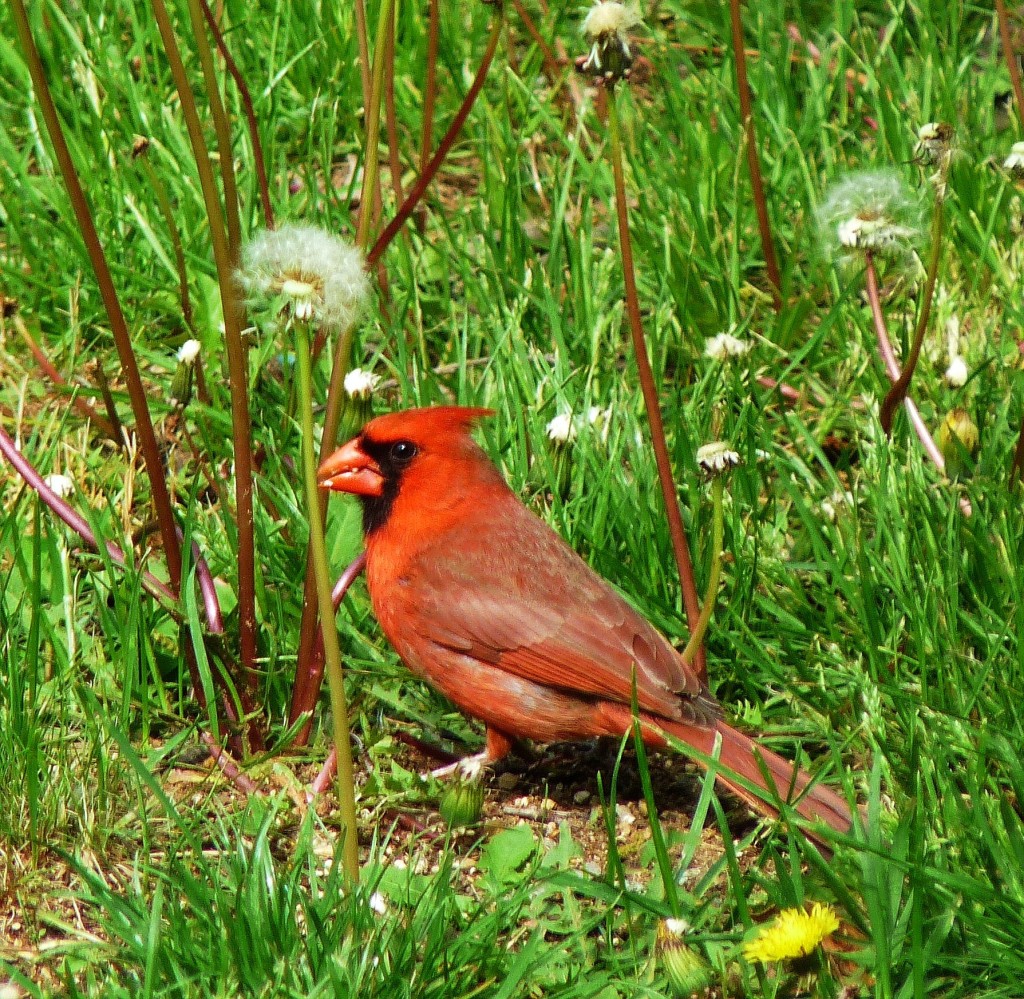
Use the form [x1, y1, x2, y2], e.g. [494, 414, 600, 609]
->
[10, 0, 183, 592]
[864, 256, 973, 517]
[356, 0, 395, 250]
[606, 91, 706, 681]
[197, 0, 275, 229]
[383, 3, 405, 209]
[879, 192, 944, 433]
[681, 478, 724, 667]
[995, 0, 1024, 133]
[727, 0, 782, 310]
[294, 319, 360, 884]
[368, 14, 504, 266]
[420, 0, 440, 176]
[183, 0, 242, 261]
[152, 0, 261, 729]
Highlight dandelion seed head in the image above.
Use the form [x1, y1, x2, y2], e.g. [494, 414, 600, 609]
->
[238, 224, 370, 333]
[742, 903, 840, 964]
[914, 121, 954, 166]
[817, 170, 923, 262]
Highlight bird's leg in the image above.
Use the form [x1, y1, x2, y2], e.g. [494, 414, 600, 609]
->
[429, 726, 514, 780]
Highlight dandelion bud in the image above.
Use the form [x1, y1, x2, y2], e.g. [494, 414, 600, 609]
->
[914, 122, 953, 167]
[546, 410, 577, 446]
[656, 919, 713, 997]
[579, 1, 641, 83]
[1003, 141, 1024, 179]
[439, 777, 485, 829]
[169, 339, 201, 409]
[131, 135, 150, 159]
[937, 407, 978, 478]
[696, 441, 741, 480]
[542, 409, 577, 499]
[337, 367, 380, 440]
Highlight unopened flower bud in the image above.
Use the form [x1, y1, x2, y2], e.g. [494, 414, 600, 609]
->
[439, 777, 485, 829]
[656, 919, 713, 997]
[1004, 141, 1024, 178]
[579, 1, 640, 82]
[338, 367, 380, 440]
[170, 340, 201, 409]
[696, 441, 741, 479]
[937, 408, 978, 478]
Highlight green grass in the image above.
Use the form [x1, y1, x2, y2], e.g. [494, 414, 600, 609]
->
[3, 0, 1024, 995]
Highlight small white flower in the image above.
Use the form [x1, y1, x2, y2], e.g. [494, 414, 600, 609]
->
[1004, 141, 1024, 176]
[238, 224, 370, 333]
[344, 368, 380, 399]
[704, 330, 751, 361]
[696, 441, 741, 478]
[176, 339, 201, 365]
[368, 891, 388, 916]
[944, 355, 968, 387]
[546, 410, 577, 445]
[43, 473, 75, 499]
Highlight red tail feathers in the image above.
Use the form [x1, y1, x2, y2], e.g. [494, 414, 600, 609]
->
[657, 716, 853, 842]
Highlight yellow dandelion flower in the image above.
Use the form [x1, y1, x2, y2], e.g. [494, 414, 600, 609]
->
[742, 903, 840, 964]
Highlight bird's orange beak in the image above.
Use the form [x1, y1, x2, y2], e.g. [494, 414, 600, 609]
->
[317, 438, 385, 496]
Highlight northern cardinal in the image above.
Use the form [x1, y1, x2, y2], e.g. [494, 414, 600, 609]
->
[318, 406, 853, 839]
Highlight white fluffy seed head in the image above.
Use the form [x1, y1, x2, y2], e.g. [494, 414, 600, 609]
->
[582, 1, 639, 40]
[817, 170, 923, 262]
[238, 225, 370, 334]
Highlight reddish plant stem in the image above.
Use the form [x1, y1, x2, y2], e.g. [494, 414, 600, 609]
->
[10, 0, 184, 592]
[201, 731, 259, 794]
[420, 0, 440, 175]
[14, 316, 118, 440]
[864, 257, 972, 517]
[606, 95, 706, 682]
[293, 551, 368, 745]
[727, 0, 782, 310]
[756, 374, 801, 403]
[368, 14, 504, 267]
[197, 0, 275, 229]
[996, 0, 1024, 132]
[152, 0, 260, 719]
[0, 423, 177, 607]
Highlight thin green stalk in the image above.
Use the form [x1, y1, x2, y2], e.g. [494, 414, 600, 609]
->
[183, 0, 242, 261]
[606, 91, 706, 682]
[727, 0, 782, 310]
[197, 0, 275, 229]
[9, 0, 183, 592]
[294, 319, 360, 885]
[681, 478, 723, 667]
[356, 0, 397, 250]
[879, 195, 945, 434]
[151, 0, 260, 726]
[138, 152, 193, 327]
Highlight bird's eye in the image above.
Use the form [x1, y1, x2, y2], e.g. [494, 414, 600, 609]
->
[389, 440, 418, 463]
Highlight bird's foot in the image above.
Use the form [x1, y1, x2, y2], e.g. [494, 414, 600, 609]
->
[430, 752, 492, 782]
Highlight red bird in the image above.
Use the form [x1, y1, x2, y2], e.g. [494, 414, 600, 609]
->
[318, 406, 853, 839]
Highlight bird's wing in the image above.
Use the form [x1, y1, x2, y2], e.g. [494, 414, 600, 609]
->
[406, 499, 712, 723]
